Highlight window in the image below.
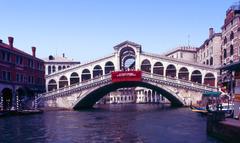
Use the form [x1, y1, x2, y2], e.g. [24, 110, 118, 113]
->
[7, 72, 11, 81]
[2, 71, 6, 80]
[206, 60, 209, 65]
[16, 74, 19, 82]
[210, 57, 213, 65]
[16, 56, 23, 65]
[230, 31, 234, 40]
[230, 45, 234, 56]
[180, 52, 183, 58]
[224, 37, 227, 45]
[224, 49, 227, 59]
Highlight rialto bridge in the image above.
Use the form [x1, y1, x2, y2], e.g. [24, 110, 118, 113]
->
[38, 41, 218, 109]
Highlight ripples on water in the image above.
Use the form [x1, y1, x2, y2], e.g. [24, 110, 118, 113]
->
[0, 104, 222, 143]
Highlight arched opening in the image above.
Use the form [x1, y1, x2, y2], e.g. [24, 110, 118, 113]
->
[2, 88, 12, 110]
[73, 81, 184, 110]
[48, 79, 57, 91]
[63, 66, 66, 69]
[191, 70, 202, 84]
[48, 66, 51, 74]
[93, 65, 103, 78]
[141, 59, 151, 73]
[70, 72, 80, 85]
[166, 64, 176, 78]
[119, 47, 136, 70]
[153, 62, 164, 75]
[59, 76, 68, 88]
[204, 73, 215, 86]
[16, 88, 25, 110]
[58, 66, 62, 71]
[105, 61, 115, 74]
[178, 67, 189, 80]
[81, 69, 91, 82]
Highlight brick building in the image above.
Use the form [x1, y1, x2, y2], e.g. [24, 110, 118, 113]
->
[197, 28, 222, 67]
[0, 37, 45, 110]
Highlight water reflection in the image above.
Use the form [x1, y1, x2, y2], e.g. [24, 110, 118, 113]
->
[0, 104, 222, 143]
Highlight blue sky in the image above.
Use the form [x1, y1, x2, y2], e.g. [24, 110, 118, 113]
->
[0, 0, 236, 62]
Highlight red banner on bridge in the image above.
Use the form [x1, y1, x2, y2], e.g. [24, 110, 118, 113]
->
[111, 71, 142, 82]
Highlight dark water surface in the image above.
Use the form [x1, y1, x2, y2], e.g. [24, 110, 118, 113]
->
[0, 104, 222, 143]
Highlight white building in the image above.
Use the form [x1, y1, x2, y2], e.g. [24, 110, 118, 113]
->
[44, 53, 80, 75]
[165, 46, 198, 63]
[106, 87, 169, 104]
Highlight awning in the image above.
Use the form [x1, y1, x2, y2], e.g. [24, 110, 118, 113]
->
[219, 61, 240, 71]
[202, 91, 221, 97]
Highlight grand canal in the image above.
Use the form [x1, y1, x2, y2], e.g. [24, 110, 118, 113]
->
[0, 104, 222, 143]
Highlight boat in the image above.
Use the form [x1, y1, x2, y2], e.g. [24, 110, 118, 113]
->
[190, 104, 208, 114]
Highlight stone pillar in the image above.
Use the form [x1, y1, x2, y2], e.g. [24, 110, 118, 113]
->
[16, 93, 19, 111]
[12, 88, 16, 110]
[0, 93, 3, 110]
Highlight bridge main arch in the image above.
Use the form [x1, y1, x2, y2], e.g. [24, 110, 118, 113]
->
[73, 80, 185, 110]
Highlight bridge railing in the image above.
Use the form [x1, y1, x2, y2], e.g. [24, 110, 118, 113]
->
[38, 74, 111, 99]
[142, 72, 217, 91]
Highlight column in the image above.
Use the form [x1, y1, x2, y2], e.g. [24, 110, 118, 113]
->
[12, 87, 16, 110]
[16, 93, 19, 111]
[0, 93, 3, 110]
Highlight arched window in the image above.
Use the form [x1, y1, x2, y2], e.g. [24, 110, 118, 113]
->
[166, 64, 176, 78]
[210, 57, 213, 65]
[223, 49, 227, 59]
[230, 31, 234, 40]
[204, 73, 215, 86]
[230, 45, 234, 56]
[70, 72, 79, 85]
[191, 70, 202, 84]
[206, 60, 209, 65]
[48, 79, 57, 91]
[93, 65, 103, 78]
[178, 67, 189, 80]
[48, 66, 51, 74]
[81, 69, 91, 82]
[105, 61, 115, 74]
[153, 62, 164, 75]
[59, 76, 68, 88]
[63, 66, 66, 69]
[58, 66, 62, 71]
[141, 59, 151, 73]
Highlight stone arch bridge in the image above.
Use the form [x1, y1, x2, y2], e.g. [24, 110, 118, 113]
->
[38, 41, 218, 109]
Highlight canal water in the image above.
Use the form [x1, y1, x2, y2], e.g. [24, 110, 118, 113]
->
[0, 104, 222, 143]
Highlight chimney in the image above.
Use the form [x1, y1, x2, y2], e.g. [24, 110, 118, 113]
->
[209, 28, 214, 38]
[63, 53, 65, 58]
[8, 37, 14, 48]
[0, 39, 2, 43]
[32, 46, 36, 57]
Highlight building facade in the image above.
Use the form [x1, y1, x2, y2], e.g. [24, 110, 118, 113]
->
[165, 46, 198, 63]
[221, 4, 240, 65]
[103, 87, 169, 104]
[220, 3, 240, 118]
[44, 54, 80, 75]
[197, 28, 222, 67]
[0, 37, 45, 111]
